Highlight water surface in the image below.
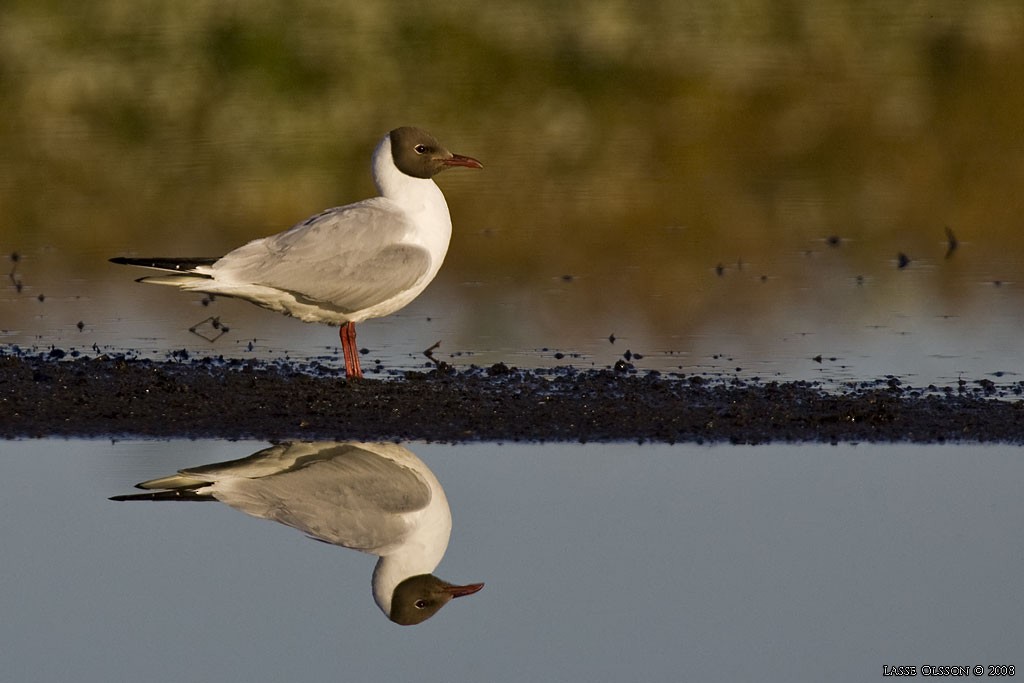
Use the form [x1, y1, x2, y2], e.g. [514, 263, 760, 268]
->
[2, 7, 1021, 677]
[3, 439, 1021, 681]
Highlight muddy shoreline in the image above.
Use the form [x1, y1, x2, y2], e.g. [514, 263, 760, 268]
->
[2, 350, 1023, 443]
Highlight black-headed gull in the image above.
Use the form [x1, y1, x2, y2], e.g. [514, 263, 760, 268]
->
[111, 441, 483, 625]
[111, 127, 482, 378]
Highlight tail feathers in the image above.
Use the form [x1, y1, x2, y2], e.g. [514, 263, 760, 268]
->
[136, 274, 211, 286]
[109, 256, 220, 273]
[109, 489, 215, 502]
[110, 473, 217, 501]
[137, 473, 211, 490]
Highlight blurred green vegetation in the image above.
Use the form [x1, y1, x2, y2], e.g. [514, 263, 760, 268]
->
[1, 0, 1023, 305]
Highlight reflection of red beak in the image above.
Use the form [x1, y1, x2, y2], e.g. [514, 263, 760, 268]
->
[444, 582, 485, 598]
[443, 153, 484, 169]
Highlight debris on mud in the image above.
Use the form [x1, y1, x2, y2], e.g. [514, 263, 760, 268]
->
[2, 350, 1023, 443]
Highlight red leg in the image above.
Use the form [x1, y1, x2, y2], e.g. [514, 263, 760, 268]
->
[339, 322, 363, 379]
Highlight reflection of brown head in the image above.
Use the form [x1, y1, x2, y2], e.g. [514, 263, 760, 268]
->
[388, 574, 485, 626]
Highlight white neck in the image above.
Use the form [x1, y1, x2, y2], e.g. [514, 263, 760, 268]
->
[370, 473, 453, 617]
[372, 135, 447, 208]
[370, 133, 453, 282]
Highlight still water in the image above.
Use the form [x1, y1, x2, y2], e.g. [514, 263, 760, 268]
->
[3, 2, 1024, 385]
[1, 5, 1022, 679]
[2, 439, 1022, 682]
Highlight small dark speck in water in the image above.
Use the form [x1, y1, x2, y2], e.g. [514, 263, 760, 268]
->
[608, 334, 616, 344]
[422, 341, 441, 364]
[189, 316, 228, 342]
[826, 235, 842, 247]
[77, 321, 84, 332]
[561, 274, 575, 282]
[897, 252, 911, 269]
[37, 293, 45, 302]
[715, 263, 725, 276]
[8, 252, 21, 290]
[944, 226, 959, 258]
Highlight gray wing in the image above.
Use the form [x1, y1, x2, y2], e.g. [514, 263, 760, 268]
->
[131, 442, 310, 492]
[213, 199, 431, 313]
[209, 444, 433, 551]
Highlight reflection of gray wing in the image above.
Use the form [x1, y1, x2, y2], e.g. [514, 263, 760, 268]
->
[133, 442, 312, 492]
[214, 199, 431, 313]
[175, 442, 314, 481]
[210, 444, 433, 551]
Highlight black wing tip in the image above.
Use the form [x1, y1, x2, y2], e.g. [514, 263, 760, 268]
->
[109, 256, 221, 271]
[109, 490, 214, 502]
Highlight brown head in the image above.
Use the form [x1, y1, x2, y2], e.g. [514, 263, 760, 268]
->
[388, 127, 483, 179]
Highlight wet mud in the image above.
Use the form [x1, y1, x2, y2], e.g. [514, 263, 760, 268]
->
[2, 350, 1023, 443]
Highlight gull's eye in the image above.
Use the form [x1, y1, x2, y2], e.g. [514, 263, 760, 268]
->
[414, 599, 427, 609]
[414, 144, 428, 154]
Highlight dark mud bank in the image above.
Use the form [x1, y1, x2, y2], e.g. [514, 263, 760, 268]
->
[3, 352, 1023, 443]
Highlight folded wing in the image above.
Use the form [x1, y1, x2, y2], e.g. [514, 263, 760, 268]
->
[213, 199, 432, 314]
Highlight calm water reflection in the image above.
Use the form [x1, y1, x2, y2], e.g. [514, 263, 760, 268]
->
[110, 441, 483, 625]
[3, 439, 1022, 682]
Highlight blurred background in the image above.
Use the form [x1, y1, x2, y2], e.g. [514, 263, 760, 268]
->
[2, 1, 1022, 382]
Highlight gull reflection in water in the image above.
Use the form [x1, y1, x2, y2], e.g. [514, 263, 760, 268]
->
[111, 441, 483, 625]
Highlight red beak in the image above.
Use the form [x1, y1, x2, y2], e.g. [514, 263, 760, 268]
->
[443, 153, 483, 169]
[443, 582, 485, 598]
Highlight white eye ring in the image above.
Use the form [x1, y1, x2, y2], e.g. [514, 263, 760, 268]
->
[414, 599, 427, 609]
[414, 144, 428, 154]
